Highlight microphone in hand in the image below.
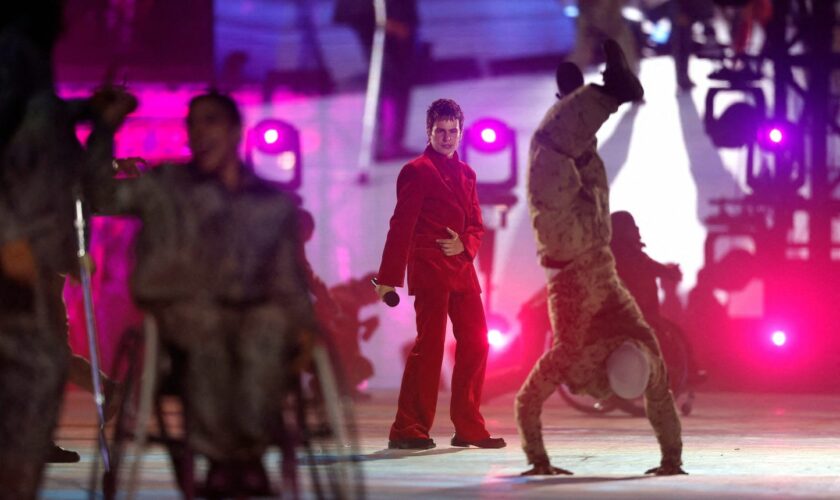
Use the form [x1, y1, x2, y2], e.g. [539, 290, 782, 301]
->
[371, 278, 400, 307]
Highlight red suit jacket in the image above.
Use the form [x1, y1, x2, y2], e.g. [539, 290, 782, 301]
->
[378, 147, 483, 295]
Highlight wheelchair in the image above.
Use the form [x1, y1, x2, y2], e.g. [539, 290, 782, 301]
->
[95, 315, 365, 499]
[514, 287, 698, 417]
[556, 316, 697, 417]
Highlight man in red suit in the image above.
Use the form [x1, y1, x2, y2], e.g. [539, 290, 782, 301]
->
[375, 99, 506, 450]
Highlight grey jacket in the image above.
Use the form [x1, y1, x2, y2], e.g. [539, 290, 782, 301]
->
[95, 163, 315, 328]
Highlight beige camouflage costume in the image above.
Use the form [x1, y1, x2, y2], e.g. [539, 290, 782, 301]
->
[516, 85, 682, 471]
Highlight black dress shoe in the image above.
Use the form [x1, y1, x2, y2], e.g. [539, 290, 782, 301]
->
[47, 443, 81, 463]
[387, 437, 436, 450]
[450, 435, 507, 449]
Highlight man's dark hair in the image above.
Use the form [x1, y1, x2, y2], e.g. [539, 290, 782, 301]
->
[188, 91, 243, 128]
[555, 62, 584, 98]
[426, 99, 464, 135]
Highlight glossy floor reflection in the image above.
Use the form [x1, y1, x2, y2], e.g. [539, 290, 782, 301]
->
[46, 389, 840, 499]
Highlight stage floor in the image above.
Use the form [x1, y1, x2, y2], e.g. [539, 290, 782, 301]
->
[45, 388, 840, 499]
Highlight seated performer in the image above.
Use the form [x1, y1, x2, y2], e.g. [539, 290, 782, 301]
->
[96, 91, 317, 496]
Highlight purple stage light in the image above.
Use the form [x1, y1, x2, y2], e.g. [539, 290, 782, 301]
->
[248, 118, 302, 189]
[252, 119, 298, 155]
[466, 118, 512, 154]
[480, 127, 497, 145]
[771, 330, 787, 347]
[757, 120, 798, 151]
[263, 128, 280, 145]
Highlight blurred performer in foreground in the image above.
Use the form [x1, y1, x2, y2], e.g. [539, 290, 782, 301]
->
[0, 2, 136, 497]
[96, 92, 316, 497]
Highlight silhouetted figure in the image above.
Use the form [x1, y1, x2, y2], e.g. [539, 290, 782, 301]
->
[567, 0, 640, 75]
[326, 272, 379, 398]
[709, 0, 772, 81]
[297, 208, 379, 400]
[0, 2, 136, 496]
[685, 247, 756, 382]
[517, 42, 685, 476]
[670, 0, 718, 91]
[610, 210, 706, 384]
[610, 211, 682, 325]
[334, 0, 419, 160]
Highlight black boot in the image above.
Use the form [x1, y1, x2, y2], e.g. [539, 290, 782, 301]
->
[47, 443, 80, 463]
[598, 39, 644, 104]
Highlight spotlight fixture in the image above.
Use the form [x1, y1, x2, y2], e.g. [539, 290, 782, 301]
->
[461, 118, 518, 192]
[770, 329, 787, 347]
[756, 120, 799, 152]
[246, 119, 302, 190]
[703, 86, 766, 149]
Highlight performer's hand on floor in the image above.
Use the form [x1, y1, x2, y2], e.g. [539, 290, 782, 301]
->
[645, 463, 688, 476]
[520, 462, 573, 476]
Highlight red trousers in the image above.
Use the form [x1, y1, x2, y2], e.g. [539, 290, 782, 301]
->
[389, 290, 491, 441]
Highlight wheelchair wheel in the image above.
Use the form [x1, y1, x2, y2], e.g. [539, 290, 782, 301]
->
[100, 318, 165, 500]
[296, 343, 366, 499]
[100, 326, 147, 499]
[556, 384, 618, 414]
[613, 318, 693, 417]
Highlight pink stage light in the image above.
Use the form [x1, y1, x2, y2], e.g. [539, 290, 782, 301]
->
[252, 119, 298, 155]
[480, 127, 497, 144]
[248, 119, 303, 189]
[771, 330, 787, 347]
[757, 121, 797, 150]
[263, 128, 280, 145]
[467, 118, 511, 153]
[487, 328, 511, 350]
